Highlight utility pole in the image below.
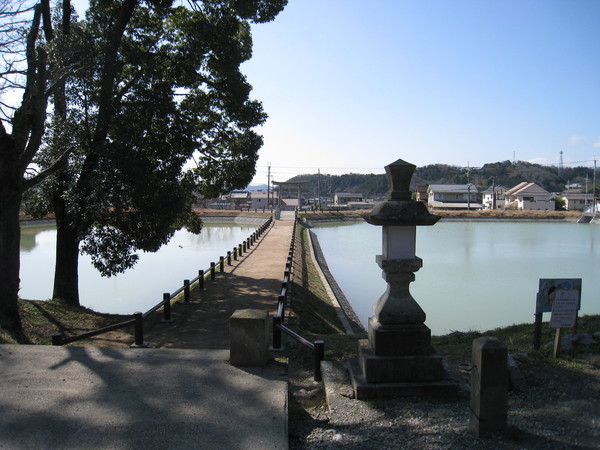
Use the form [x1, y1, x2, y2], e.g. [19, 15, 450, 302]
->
[594, 158, 597, 212]
[466, 162, 471, 210]
[317, 169, 321, 210]
[267, 164, 271, 208]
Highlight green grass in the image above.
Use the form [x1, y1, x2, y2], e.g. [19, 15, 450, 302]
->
[287, 225, 346, 335]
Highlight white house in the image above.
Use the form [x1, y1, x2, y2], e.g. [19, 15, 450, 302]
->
[249, 190, 277, 209]
[228, 191, 250, 208]
[559, 193, 591, 211]
[427, 184, 482, 210]
[334, 193, 364, 206]
[503, 182, 554, 211]
[482, 185, 508, 210]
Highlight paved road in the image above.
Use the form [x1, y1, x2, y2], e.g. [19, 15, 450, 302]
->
[0, 218, 293, 449]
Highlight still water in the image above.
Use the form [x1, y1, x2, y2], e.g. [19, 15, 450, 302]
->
[20, 223, 258, 314]
[312, 220, 600, 335]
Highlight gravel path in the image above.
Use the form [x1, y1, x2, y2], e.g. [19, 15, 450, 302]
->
[289, 355, 600, 449]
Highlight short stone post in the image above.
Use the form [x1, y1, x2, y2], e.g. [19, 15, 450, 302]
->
[469, 337, 508, 435]
[230, 309, 269, 366]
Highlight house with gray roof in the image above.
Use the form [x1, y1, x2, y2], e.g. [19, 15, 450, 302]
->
[427, 184, 482, 210]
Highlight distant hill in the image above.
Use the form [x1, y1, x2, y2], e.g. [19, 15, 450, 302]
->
[246, 184, 268, 191]
[284, 160, 596, 199]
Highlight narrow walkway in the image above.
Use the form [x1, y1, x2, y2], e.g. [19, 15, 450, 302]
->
[142, 219, 294, 348]
[0, 218, 294, 449]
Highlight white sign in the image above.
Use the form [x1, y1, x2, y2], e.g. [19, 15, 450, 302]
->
[550, 290, 579, 328]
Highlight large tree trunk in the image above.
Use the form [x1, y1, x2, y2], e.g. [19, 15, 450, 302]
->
[0, 187, 23, 333]
[52, 194, 81, 306]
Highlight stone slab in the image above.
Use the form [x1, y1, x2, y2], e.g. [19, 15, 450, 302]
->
[347, 358, 458, 401]
[357, 339, 448, 383]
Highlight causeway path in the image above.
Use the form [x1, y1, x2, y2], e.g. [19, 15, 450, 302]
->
[0, 214, 295, 449]
[143, 213, 295, 349]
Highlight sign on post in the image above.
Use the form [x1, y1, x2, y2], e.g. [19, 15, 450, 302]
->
[533, 279, 582, 352]
[550, 289, 579, 329]
[537, 279, 582, 313]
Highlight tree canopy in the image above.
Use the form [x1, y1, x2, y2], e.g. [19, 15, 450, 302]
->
[0, 0, 287, 333]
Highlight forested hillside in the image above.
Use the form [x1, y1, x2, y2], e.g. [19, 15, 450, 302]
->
[286, 160, 597, 199]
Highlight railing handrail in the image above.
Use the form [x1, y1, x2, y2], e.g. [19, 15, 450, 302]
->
[51, 216, 273, 346]
[272, 218, 325, 381]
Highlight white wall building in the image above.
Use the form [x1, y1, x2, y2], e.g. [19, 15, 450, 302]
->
[504, 182, 554, 211]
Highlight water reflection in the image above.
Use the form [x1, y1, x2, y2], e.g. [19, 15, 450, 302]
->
[19, 222, 258, 314]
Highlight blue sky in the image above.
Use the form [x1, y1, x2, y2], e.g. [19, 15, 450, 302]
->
[241, 0, 600, 185]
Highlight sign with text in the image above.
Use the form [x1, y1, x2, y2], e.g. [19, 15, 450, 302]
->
[550, 289, 579, 328]
[536, 279, 582, 313]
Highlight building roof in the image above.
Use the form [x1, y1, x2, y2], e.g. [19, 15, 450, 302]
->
[482, 185, 509, 194]
[505, 182, 550, 196]
[249, 190, 277, 199]
[427, 184, 479, 194]
[334, 192, 364, 198]
[229, 191, 250, 199]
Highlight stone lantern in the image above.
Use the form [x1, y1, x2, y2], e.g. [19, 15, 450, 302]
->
[348, 159, 456, 399]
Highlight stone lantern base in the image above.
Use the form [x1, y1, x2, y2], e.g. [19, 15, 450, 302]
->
[348, 335, 458, 400]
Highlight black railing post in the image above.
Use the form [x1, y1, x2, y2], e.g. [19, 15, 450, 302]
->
[219, 256, 224, 272]
[227, 251, 231, 265]
[51, 332, 63, 346]
[161, 293, 172, 322]
[239, 243, 243, 256]
[233, 247, 238, 261]
[210, 262, 216, 280]
[184, 279, 190, 303]
[273, 315, 282, 350]
[243, 241, 247, 253]
[314, 340, 325, 382]
[198, 270, 205, 290]
[278, 294, 286, 319]
[133, 311, 146, 347]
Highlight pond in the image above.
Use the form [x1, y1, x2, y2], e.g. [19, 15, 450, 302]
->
[20, 222, 258, 315]
[312, 220, 600, 335]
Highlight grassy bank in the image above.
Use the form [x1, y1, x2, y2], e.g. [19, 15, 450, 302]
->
[0, 299, 133, 346]
[301, 208, 582, 222]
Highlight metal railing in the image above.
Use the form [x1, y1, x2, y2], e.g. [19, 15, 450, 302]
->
[272, 218, 325, 381]
[51, 217, 274, 346]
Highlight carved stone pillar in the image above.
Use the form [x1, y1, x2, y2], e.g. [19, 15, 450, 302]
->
[348, 159, 457, 399]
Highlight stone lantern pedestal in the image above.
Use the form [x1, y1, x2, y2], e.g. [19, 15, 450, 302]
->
[348, 159, 457, 400]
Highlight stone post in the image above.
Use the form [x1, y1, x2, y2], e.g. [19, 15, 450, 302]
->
[348, 159, 456, 399]
[469, 337, 508, 434]
[230, 309, 269, 366]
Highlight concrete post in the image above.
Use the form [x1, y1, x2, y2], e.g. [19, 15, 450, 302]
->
[469, 337, 508, 434]
[230, 309, 269, 366]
